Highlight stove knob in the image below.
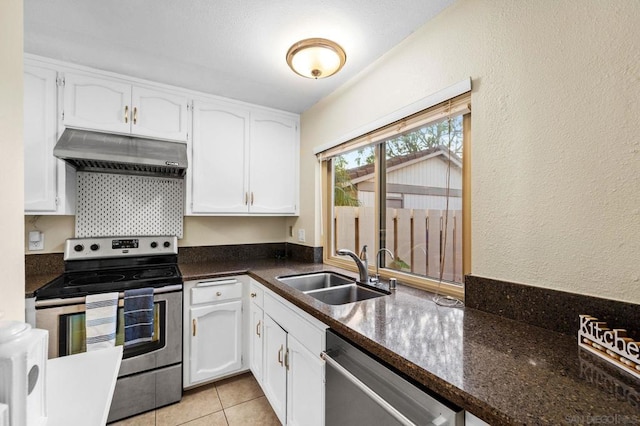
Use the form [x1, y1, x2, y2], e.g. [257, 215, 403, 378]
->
[74, 244, 84, 252]
[150, 242, 158, 249]
[90, 244, 100, 251]
[163, 241, 171, 248]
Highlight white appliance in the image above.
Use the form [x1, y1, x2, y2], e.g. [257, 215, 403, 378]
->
[0, 321, 48, 426]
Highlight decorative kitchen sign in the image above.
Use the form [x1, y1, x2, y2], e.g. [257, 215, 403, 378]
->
[76, 172, 184, 238]
[579, 315, 640, 380]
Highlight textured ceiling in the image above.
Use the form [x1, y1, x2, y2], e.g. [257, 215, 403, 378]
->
[24, 0, 454, 113]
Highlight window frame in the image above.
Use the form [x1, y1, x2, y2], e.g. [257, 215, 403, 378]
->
[320, 97, 471, 300]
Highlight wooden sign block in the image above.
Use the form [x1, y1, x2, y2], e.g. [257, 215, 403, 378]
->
[578, 315, 640, 380]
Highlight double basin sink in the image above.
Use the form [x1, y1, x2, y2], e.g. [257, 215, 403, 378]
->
[277, 272, 389, 305]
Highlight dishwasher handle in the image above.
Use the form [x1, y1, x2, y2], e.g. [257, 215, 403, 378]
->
[322, 351, 425, 426]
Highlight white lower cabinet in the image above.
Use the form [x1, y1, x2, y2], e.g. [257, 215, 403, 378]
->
[286, 334, 324, 426]
[250, 303, 265, 384]
[263, 315, 288, 424]
[249, 279, 327, 426]
[189, 300, 242, 383]
[183, 277, 245, 388]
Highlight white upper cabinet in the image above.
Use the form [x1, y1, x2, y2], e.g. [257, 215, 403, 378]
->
[24, 63, 75, 215]
[62, 73, 131, 135]
[249, 112, 299, 214]
[188, 103, 299, 216]
[191, 100, 250, 213]
[23, 55, 299, 217]
[24, 65, 58, 212]
[131, 86, 189, 141]
[62, 72, 189, 142]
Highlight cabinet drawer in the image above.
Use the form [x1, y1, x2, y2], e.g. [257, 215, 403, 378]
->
[190, 279, 242, 305]
[249, 281, 264, 307]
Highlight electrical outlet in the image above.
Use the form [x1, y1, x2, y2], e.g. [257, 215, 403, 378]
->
[29, 231, 44, 251]
[297, 229, 305, 242]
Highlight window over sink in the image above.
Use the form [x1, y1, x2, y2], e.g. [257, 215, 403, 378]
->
[319, 93, 471, 297]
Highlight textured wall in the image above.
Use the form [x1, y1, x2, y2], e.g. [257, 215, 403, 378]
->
[0, 1, 25, 320]
[299, 0, 640, 303]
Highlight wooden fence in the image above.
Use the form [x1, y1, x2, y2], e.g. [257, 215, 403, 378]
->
[334, 207, 463, 283]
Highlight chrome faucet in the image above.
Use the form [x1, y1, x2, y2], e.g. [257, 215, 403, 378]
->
[371, 248, 394, 283]
[337, 245, 368, 283]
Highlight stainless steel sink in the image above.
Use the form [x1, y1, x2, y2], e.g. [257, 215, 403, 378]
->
[277, 272, 354, 292]
[305, 284, 388, 305]
[276, 272, 389, 305]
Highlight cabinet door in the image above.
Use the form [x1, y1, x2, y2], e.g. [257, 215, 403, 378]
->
[286, 334, 324, 426]
[189, 300, 242, 385]
[262, 315, 287, 424]
[24, 65, 58, 212]
[131, 87, 189, 142]
[191, 101, 250, 213]
[249, 112, 299, 214]
[62, 73, 131, 134]
[250, 304, 264, 385]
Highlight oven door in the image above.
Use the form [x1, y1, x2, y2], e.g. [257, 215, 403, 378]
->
[36, 287, 182, 376]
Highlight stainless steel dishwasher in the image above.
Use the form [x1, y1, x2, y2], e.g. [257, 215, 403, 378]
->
[323, 330, 464, 426]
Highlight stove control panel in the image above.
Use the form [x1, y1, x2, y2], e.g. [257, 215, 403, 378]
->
[64, 236, 178, 261]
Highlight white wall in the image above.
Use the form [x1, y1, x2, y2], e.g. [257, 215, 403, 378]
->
[298, 0, 640, 303]
[24, 215, 288, 253]
[0, 1, 25, 320]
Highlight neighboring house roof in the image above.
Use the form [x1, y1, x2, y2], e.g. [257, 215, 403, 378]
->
[346, 145, 462, 184]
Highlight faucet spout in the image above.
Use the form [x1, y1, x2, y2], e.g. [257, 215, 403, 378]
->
[374, 248, 394, 282]
[337, 246, 369, 283]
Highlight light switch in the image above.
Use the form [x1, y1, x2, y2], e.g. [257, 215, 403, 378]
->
[297, 229, 305, 242]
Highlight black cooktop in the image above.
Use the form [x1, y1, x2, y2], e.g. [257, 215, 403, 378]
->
[35, 263, 183, 300]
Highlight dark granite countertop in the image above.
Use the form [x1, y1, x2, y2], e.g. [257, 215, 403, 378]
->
[180, 259, 640, 425]
[27, 258, 640, 425]
[25, 273, 59, 298]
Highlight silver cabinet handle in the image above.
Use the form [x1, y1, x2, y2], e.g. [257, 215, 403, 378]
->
[124, 105, 129, 123]
[321, 352, 417, 426]
[192, 319, 197, 336]
[278, 345, 284, 366]
[284, 348, 290, 370]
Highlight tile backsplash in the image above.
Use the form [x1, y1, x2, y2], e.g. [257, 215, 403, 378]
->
[76, 172, 184, 238]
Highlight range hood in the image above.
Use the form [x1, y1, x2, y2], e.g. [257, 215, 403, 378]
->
[54, 129, 188, 178]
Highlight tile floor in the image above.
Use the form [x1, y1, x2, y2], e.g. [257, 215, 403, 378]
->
[111, 373, 280, 426]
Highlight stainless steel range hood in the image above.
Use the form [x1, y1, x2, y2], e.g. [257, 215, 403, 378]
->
[54, 129, 188, 178]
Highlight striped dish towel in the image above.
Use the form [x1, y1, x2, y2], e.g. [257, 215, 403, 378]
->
[85, 292, 119, 351]
[124, 287, 154, 347]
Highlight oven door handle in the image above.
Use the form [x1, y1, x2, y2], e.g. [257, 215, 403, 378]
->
[35, 284, 183, 307]
[321, 351, 419, 426]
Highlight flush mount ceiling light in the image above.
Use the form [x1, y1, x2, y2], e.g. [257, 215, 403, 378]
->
[286, 38, 347, 79]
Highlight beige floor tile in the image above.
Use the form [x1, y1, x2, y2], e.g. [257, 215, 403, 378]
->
[180, 410, 228, 426]
[224, 396, 280, 426]
[215, 373, 264, 408]
[110, 409, 155, 425]
[156, 384, 223, 426]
